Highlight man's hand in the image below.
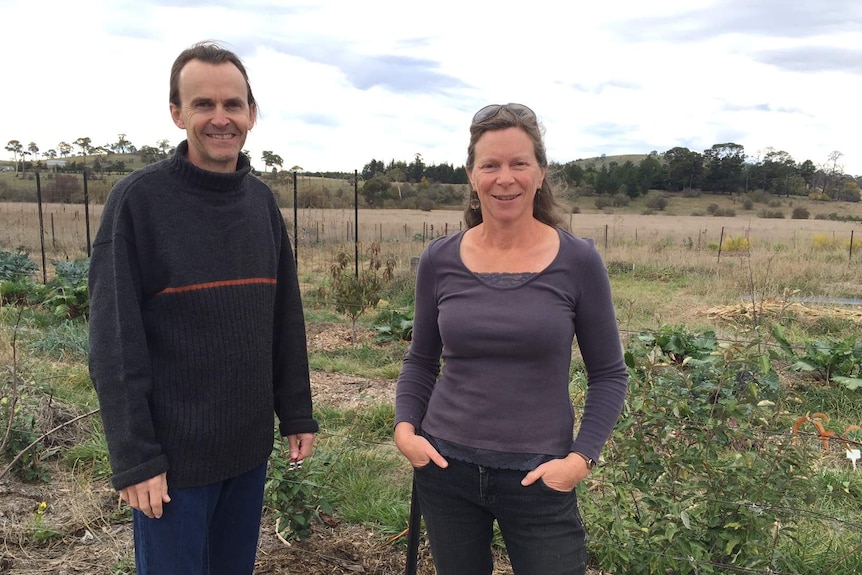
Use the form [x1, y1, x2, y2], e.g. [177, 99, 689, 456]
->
[121, 473, 170, 519]
[287, 432, 316, 463]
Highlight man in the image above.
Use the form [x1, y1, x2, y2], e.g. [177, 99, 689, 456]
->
[88, 41, 317, 575]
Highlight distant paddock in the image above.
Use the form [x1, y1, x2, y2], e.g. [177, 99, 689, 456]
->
[1, 202, 860, 266]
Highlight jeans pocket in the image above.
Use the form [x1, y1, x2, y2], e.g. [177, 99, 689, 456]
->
[537, 477, 574, 494]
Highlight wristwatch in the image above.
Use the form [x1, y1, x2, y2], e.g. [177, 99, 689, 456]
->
[573, 452, 597, 469]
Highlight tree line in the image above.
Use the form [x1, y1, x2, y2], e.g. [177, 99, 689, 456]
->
[560, 145, 859, 202]
[5, 135, 860, 204]
[356, 145, 860, 205]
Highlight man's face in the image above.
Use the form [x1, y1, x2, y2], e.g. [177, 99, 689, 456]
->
[170, 60, 256, 173]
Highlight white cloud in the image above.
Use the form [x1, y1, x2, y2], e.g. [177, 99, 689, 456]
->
[1, 0, 860, 175]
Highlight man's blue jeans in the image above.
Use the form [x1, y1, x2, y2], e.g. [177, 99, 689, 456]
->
[133, 462, 267, 575]
[413, 458, 588, 575]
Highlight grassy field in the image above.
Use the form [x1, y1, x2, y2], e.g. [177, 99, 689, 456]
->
[2, 190, 862, 574]
[3, 193, 862, 347]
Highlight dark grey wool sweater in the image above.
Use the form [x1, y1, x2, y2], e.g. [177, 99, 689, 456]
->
[89, 141, 318, 490]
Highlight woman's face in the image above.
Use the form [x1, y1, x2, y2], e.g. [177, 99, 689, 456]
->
[468, 127, 546, 225]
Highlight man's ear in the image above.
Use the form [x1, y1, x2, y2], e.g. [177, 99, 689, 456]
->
[249, 103, 257, 130]
[170, 104, 185, 129]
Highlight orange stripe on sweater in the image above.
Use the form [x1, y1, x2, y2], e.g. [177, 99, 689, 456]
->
[157, 278, 277, 295]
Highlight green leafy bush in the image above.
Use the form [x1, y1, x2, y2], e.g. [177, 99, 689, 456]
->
[584, 325, 825, 574]
[773, 326, 862, 390]
[0, 247, 38, 281]
[265, 441, 336, 541]
[44, 259, 90, 319]
[372, 308, 413, 343]
[329, 252, 382, 342]
[0, 248, 43, 306]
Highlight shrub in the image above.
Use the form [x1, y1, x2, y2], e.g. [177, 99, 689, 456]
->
[644, 196, 668, 211]
[415, 197, 434, 212]
[791, 206, 810, 219]
[329, 252, 382, 342]
[266, 441, 336, 541]
[707, 204, 736, 217]
[583, 326, 816, 574]
[721, 235, 750, 252]
[594, 196, 612, 210]
[44, 259, 90, 319]
[611, 193, 630, 207]
[0, 247, 38, 281]
[758, 209, 785, 219]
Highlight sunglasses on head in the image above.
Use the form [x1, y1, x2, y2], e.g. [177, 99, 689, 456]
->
[471, 103, 537, 125]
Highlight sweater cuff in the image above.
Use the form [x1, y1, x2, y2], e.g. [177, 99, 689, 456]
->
[279, 418, 320, 437]
[569, 440, 600, 464]
[111, 454, 170, 491]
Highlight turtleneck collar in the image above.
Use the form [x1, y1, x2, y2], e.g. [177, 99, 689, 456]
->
[169, 140, 252, 193]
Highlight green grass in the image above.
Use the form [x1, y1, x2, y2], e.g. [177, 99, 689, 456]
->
[25, 320, 89, 361]
[63, 425, 112, 479]
[314, 402, 395, 443]
[322, 443, 411, 535]
[275, 401, 412, 539]
[309, 341, 407, 379]
[798, 385, 862, 425]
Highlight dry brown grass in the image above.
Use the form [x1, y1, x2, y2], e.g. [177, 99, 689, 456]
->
[4, 201, 860, 331]
[3, 200, 860, 259]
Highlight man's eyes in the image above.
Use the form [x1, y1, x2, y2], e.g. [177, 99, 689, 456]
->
[192, 101, 244, 110]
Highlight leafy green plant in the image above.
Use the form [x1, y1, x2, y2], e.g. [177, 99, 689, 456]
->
[1, 409, 52, 483]
[0, 247, 38, 281]
[329, 252, 382, 343]
[773, 326, 862, 389]
[0, 247, 45, 306]
[265, 441, 337, 541]
[31, 500, 62, 543]
[586, 325, 823, 574]
[43, 258, 90, 319]
[372, 308, 413, 343]
[633, 324, 718, 365]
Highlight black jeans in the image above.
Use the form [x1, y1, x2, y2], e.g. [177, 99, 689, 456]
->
[413, 458, 588, 575]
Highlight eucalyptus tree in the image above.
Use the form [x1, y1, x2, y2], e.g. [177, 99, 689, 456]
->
[663, 147, 704, 192]
[114, 133, 131, 154]
[261, 150, 284, 172]
[156, 139, 172, 158]
[4, 140, 22, 173]
[74, 137, 92, 161]
[702, 143, 745, 194]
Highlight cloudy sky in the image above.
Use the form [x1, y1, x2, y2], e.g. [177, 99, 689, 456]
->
[2, 0, 860, 176]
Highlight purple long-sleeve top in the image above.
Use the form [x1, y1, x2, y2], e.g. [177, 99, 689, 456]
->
[395, 228, 628, 464]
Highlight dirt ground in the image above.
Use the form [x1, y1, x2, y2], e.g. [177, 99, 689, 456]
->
[0, 322, 616, 574]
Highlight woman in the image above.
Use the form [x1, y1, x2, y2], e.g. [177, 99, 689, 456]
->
[394, 103, 628, 575]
